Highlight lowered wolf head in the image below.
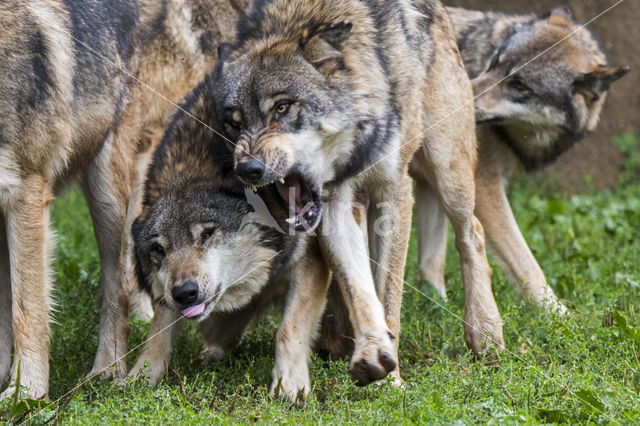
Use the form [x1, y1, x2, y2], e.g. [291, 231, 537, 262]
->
[212, 17, 356, 232]
[472, 6, 629, 169]
[132, 180, 290, 321]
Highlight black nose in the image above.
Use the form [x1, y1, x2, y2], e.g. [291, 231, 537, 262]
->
[172, 280, 199, 306]
[236, 159, 265, 183]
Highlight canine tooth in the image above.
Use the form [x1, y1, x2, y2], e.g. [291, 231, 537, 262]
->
[251, 185, 258, 193]
[278, 178, 285, 184]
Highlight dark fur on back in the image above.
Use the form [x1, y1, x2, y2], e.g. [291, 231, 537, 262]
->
[0, 0, 139, 184]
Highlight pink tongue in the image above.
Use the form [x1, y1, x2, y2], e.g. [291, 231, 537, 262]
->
[276, 177, 303, 213]
[182, 303, 206, 318]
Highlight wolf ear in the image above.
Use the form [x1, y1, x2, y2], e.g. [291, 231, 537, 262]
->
[574, 65, 630, 100]
[542, 6, 573, 26]
[130, 219, 151, 294]
[303, 21, 352, 65]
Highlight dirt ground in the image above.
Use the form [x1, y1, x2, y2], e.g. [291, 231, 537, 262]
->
[445, 0, 639, 191]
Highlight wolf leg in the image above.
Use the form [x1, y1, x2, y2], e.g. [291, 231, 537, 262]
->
[413, 141, 505, 356]
[197, 295, 274, 365]
[129, 304, 181, 386]
[271, 240, 330, 404]
[1, 176, 54, 400]
[0, 216, 13, 389]
[475, 171, 567, 314]
[414, 178, 449, 300]
[415, 28, 504, 356]
[364, 175, 414, 384]
[125, 139, 158, 322]
[197, 312, 255, 365]
[319, 185, 396, 386]
[83, 114, 139, 379]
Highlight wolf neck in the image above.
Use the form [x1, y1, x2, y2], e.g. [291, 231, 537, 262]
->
[491, 123, 577, 171]
[447, 7, 536, 78]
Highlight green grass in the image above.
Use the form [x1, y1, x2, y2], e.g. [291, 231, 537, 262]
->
[2, 144, 640, 424]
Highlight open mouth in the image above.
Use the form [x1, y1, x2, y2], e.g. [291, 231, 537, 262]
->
[275, 173, 321, 231]
[249, 172, 321, 232]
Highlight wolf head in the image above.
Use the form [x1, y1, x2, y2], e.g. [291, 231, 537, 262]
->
[132, 180, 288, 321]
[472, 6, 629, 169]
[212, 18, 356, 232]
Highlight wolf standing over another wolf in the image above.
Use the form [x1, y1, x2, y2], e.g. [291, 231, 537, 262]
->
[0, 0, 141, 399]
[129, 79, 334, 402]
[212, 0, 504, 385]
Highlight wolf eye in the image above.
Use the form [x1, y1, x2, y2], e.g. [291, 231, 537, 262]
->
[510, 79, 531, 93]
[150, 242, 165, 259]
[273, 102, 291, 119]
[224, 122, 240, 135]
[201, 229, 216, 243]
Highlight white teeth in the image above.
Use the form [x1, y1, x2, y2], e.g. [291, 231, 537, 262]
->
[251, 185, 258, 193]
[278, 178, 285, 184]
[285, 216, 296, 224]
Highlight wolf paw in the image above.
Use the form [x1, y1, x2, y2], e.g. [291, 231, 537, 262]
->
[464, 310, 505, 359]
[86, 360, 126, 382]
[270, 360, 310, 406]
[198, 344, 225, 366]
[0, 382, 47, 402]
[127, 358, 166, 387]
[349, 331, 397, 386]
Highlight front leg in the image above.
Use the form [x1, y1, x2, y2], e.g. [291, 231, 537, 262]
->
[0, 217, 12, 389]
[270, 240, 330, 404]
[129, 304, 181, 386]
[1, 176, 54, 400]
[319, 185, 396, 386]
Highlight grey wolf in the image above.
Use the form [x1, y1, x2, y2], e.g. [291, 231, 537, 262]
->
[416, 6, 628, 310]
[211, 0, 504, 386]
[129, 82, 331, 403]
[316, 5, 629, 362]
[126, 0, 253, 320]
[0, 0, 141, 399]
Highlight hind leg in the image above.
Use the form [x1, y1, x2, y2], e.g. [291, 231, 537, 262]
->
[414, 178, 449, 300]
[1, 176, 55, 400]
[413, 141, 504, 355]
[475, 167, 566, 314]
[83, 123, 138, 379]
[0, 216, 12, 389]
[415, 26, 504, 355]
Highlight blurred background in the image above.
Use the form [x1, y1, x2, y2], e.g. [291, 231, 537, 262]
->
[446, 0, 639, 190]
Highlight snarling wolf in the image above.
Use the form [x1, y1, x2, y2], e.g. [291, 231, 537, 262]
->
[211, 0, 504, 385]
[316, 5, 629, 361]
[415, 6, 628, 309]
[129, 81, 331, 403]
[0, 0, 140, 399]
